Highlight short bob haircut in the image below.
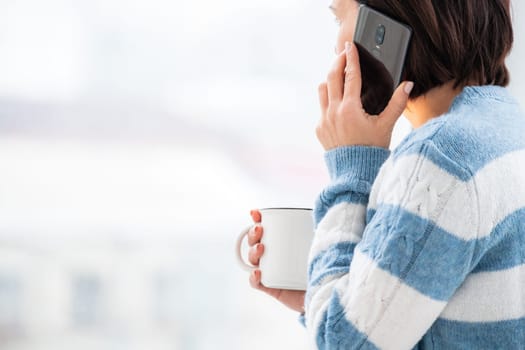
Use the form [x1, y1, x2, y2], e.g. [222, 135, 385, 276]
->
[365, 0, 514, 99]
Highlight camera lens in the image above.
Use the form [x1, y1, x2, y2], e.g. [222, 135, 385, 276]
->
[375, 25, 386, 45]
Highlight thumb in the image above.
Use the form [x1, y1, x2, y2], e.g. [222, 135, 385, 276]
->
[379, 81, 414, 127]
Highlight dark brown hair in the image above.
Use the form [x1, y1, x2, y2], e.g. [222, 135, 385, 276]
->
[365, 0, 514, 98]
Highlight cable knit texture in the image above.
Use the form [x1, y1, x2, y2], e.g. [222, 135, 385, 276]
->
[305, 85, 525, 349]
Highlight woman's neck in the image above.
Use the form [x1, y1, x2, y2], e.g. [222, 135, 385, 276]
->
[404, 82, 464, 128]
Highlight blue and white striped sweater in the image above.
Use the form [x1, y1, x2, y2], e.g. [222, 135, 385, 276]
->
[305, 85, 525, 349]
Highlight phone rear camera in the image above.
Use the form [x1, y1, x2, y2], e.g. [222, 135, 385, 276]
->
[375, 25, 386, 45]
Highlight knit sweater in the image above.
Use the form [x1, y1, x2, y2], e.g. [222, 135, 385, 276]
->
[305, 85, 525, 349]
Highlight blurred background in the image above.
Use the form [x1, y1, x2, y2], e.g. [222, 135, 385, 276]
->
[0, 0, 524, 349]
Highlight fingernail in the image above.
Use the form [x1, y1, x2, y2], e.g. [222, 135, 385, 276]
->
[404, 81, 414, 95]
[345, 41, 351, 54]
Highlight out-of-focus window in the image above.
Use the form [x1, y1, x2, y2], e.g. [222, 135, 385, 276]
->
[0, 275, 22, 339]
[0, 0, 524, 349]
[71, 275, 104, 327]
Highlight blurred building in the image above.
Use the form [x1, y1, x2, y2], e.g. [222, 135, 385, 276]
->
[0, 234, 248, 350]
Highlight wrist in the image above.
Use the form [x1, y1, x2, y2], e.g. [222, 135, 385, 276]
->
[324, 145, 390, 182]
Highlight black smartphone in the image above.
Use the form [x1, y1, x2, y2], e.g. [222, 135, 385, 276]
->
[353, 4, 412, 114]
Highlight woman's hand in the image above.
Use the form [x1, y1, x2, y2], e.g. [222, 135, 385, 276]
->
[247, 209, 306, 314]
[316, 41, 414, 151]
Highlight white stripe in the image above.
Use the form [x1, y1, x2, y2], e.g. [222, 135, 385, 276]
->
[372, 153, 470, 236]
[371, 153, 462, 221]
[306, 278, 342, 334]
[368, 156, 394, 210]
[308, 202, 365, 263]
[368, 154, 422, 212]
[474, 149, 525, 237]
[305, 271, 345, 306]
[369, 149, 525, 240]
[339, 250, 446, 350]
[441, 263, 525, 322]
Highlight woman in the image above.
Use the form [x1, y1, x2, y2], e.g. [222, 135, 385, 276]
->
[246, 0, 524, 349]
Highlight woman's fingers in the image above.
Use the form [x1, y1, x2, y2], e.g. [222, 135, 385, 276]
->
[249, 270, 271, 293]
[379, 81, 414, 127]
[249, 270, 281, 298]
[250, 209, 261, 223]
[249, 271, 306, 313]
[316, 41, 411, 150]
[248, 210, 264, 265]
[248, 225, 263, 246]
[248, 243, 264, 266]
[325, 42, 363, 107]
[318, 82, 329, 111]
[342, 41, 363, 102]
[249, 269, 262, 289]
[326, 49, 347, 102]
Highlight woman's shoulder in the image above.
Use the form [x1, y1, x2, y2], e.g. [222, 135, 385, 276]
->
[393, 85, 525, 179]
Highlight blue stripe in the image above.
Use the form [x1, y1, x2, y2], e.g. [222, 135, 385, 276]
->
[393, 87, 525, 181]
[359, 204, 478, 301]
[419, 142, 473, 181]
[473, 207, 525, 273]
[308, 241, 357, 287]
[424, 317, 525, 349]
[369, 206, 525, 275]
[315, 146, 389, 226]
[366, 208, 377, 224]
[314, 186, 368, 226]
[316, 292, 380, 350]
[393, 136, 473, 181]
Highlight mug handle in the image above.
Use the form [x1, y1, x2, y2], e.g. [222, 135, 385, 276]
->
[236, 225, 258, 272]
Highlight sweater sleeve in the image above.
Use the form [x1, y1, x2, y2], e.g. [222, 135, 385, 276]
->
[305, 142, 480, 350]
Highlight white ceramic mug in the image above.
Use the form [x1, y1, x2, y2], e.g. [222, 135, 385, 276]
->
[236, 208, 314, 291]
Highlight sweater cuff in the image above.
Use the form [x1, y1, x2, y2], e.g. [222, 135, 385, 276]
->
[324, 146, 391, 183]
[298, 312, 306, 328]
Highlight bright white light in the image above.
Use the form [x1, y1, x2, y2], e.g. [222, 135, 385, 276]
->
[0, 0, 88, 100]
[0, 138, 262, 236]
